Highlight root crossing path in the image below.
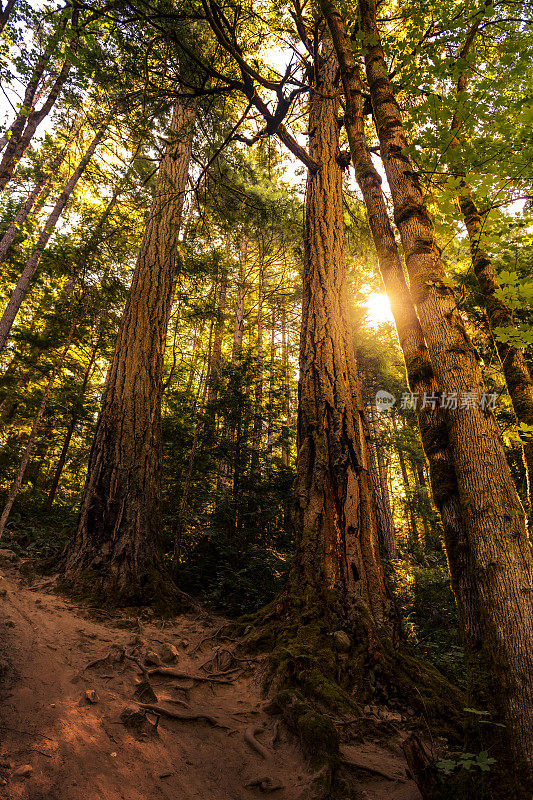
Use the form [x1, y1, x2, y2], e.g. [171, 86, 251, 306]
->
[0, 559, 421, 800]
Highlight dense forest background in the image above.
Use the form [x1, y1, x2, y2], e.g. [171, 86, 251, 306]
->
[0, 0, 532, 797]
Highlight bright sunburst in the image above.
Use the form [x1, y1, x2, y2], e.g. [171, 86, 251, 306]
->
[365, 292, 393, 328]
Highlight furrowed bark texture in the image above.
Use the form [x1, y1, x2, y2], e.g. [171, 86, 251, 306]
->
[64, 100, 195, 603]
[358, 0, 533, 790]
[0, 120, 109, 352]
[291, 52, 393, 630]
[321, 0, 482, 661]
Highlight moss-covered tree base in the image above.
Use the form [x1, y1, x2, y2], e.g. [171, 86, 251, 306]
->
[55, 559, 191, 616]
[230, 586, 465, 799]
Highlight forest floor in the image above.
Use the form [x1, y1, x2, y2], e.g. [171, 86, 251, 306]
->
[0, 554, 422, 800]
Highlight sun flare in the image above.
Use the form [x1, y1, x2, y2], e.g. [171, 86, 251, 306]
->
[366, 292, 393, 327]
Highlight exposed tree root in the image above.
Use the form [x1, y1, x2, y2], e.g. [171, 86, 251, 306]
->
[146, 667, 233, 684]
[340, 744, 406, 782]
[228, 589, 465, 800]
[402, 734, 441, 799]
[244, 725, 270, 759]
[135, 702, 229, 729]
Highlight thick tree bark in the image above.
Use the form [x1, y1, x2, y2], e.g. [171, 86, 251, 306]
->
[63, 99, 196, 603]
[290, 51, 394, 630]
[0, 120, 109, 352]
[356, 0, 533, 790]
[0, 125, 79, 271]
[0, 10, 79, 193]
[449, 28, 533, 513]
[320, 0, 482, 668]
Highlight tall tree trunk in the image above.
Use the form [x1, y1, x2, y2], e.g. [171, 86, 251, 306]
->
[266, 305, 276, 474]
[45, 334, 100, 511]
[185, 328, 202, 397]
[367, 429, 386, 544]
[0, 315, 77, 537]
[410, 455, 431, 547]
[0, 0, 17, 32]
[448, 27, 533, 514]
[218, 240, 246, 491]
[0, 151, 136, 423]
[233, 239, 247, 364]
[63, 99, 196, 603]
[357, 0, 533, 790]
[0, 17, 67, 154]
[0, 120, 109, 352]
[176, 324, 213, 549]
[280, 303, 290, 467]
[0, 125, 79, 271]
[391, 415, 419, 545]
[207, 267, 228, 406]
[368, 397, 397, 556]
[321, 0, 482, 670]
[250, 247, 264, 476]
[0, 9, 79, 193]
[290, 50, 394, 631]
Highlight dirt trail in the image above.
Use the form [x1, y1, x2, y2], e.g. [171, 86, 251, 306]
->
[0, 558, 421, 800]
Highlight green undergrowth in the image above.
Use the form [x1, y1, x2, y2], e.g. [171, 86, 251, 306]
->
[0, 501, 75, 559]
